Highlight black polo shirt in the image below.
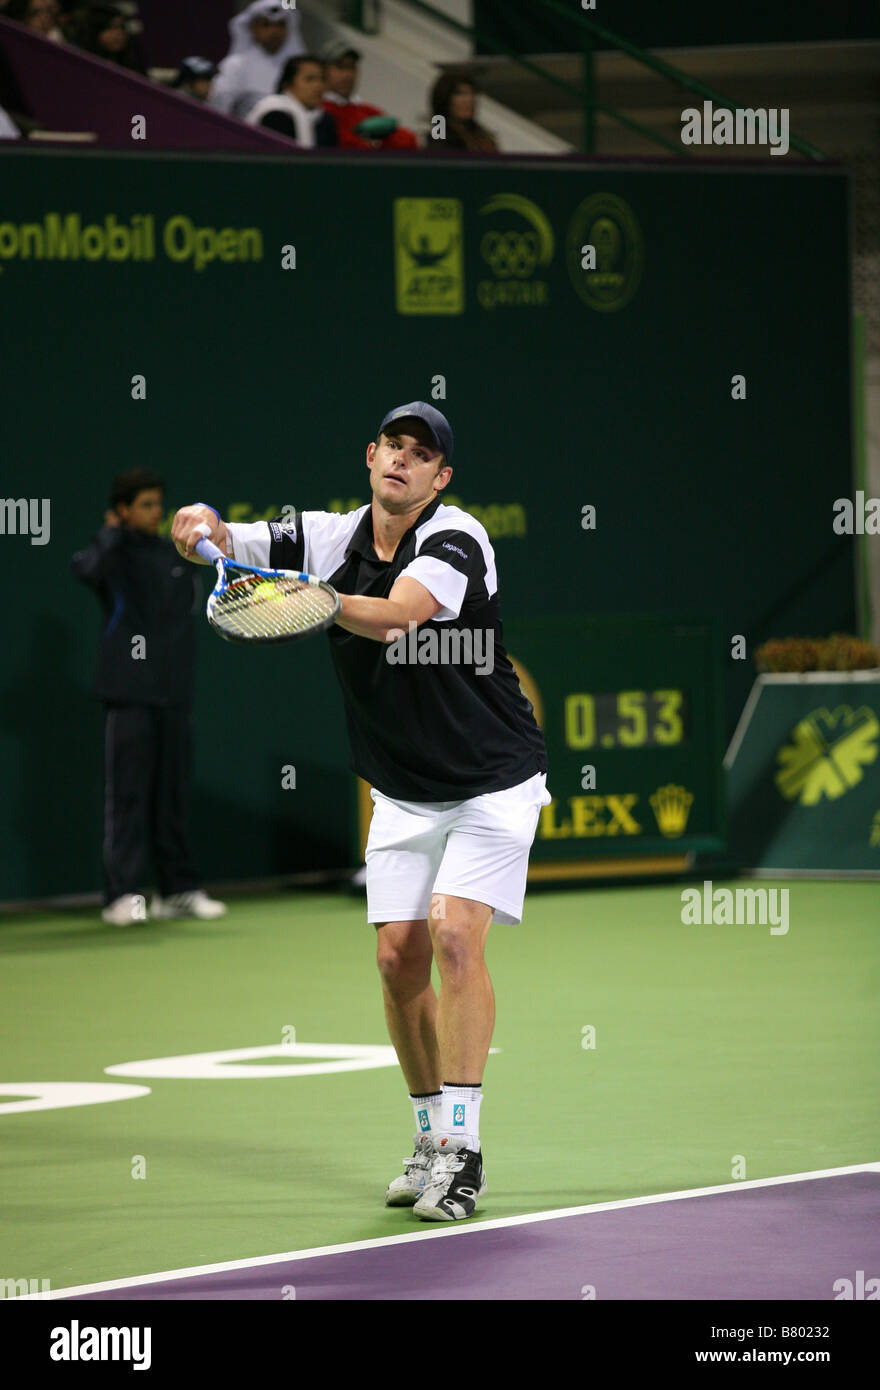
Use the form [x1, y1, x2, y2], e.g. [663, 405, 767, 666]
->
[227, 497, 547, 802]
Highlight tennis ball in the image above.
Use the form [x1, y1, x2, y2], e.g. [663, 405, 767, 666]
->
[256, 581, 283, 601]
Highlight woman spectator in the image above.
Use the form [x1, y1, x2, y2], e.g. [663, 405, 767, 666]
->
[429, 71, 498, 153]
[246, 54, 336, 148]
[5, 0, 65, 41]
[70, 2, 145, 74]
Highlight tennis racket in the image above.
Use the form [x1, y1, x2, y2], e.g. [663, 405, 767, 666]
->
[193, 533, 340, 645]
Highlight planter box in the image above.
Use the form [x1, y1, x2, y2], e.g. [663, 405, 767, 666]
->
[724, 671, 880, 877]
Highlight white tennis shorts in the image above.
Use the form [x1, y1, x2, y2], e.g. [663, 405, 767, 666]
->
[365, 771, 551, 926]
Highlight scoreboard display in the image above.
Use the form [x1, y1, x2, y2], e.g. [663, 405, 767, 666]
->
[503, 615, 727, 876]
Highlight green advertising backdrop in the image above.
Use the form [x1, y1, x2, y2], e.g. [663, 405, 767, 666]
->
[505, 615, 726, 867]
[0, 149, 853, 899]
[725, 674, 880, 874]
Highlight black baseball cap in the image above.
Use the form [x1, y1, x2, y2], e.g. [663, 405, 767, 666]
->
[174, 56, 217, 85]
[377, 402, 453, 462]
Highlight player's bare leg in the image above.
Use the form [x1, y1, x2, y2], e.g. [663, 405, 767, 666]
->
[378, 898, 494, 1216]
[377, 918, 446, 1208]
[403, 893, 493, 1220]
[427, 893, 495, 1082]
[375, 918, 440, 1094]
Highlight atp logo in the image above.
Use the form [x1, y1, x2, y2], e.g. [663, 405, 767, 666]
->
[394, 197, 463, 316]
[775, 705, 879, 805]
[453, 1104, 465, 1127]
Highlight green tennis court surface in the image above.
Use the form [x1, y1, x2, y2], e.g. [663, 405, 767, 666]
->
[1, 882, 877, 1294]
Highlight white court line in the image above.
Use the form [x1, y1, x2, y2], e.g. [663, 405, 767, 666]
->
[17, 1157, 880, 1300]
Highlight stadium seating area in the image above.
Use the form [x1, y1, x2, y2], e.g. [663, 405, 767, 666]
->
[0, 0, 497, 152]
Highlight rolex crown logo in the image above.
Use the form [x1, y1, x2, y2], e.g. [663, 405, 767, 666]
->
[650, 784, 694, 837]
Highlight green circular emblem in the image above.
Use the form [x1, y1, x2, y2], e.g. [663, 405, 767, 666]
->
[566, 193, 644, 312]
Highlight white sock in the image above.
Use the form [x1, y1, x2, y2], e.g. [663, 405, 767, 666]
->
[410, 1090, 442, 1137]
[437, 1083, 482, 1152]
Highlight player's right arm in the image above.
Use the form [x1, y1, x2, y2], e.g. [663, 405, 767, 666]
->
[171, 505, 230, 563]
[172, 504, 353, 577]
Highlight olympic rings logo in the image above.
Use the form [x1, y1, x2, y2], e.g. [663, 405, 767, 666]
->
[480, 229, 540, 278]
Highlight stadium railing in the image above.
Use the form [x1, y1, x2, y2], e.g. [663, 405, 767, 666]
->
[355, 0, 828, 159]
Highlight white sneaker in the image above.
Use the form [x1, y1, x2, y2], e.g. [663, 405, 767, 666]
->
[101, 894, 148, 926]
[151, 890, 227, 920]
[385, 1134, 435, 1206]
[413, 1136, 487, 1221]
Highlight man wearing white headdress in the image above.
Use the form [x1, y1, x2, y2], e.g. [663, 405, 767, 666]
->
[209, 0, 305, 120]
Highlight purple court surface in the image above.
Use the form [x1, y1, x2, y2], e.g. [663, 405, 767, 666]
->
[62, 1170, 880, 1301]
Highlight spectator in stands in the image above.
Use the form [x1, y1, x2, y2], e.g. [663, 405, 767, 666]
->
[172, 55, 217, 103]
[71, 469, 226, 927]
[71, 2, 145, 73]
[320, 39, 418, 151]
[210, 0, 304, 122]
[247, 55, 336, 147]
[5, 0, 64, 41]
[428, 70, 498, 153]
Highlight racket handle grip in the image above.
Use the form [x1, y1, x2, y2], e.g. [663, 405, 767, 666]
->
[194, 535, 225, 563]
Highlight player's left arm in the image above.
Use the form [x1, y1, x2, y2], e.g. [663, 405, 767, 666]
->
[335, 578, 441, 642]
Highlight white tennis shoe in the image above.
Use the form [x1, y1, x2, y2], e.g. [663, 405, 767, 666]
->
[413, 1136, 487, 1221]
[385, 1134, 436, 1206]
[151, 890, 227, 920]
[101, 894, 148, 926]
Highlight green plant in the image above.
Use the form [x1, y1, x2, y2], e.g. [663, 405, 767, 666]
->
[754, 634, 879, 673]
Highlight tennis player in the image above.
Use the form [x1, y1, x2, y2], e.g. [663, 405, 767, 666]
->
[171, 402, 550, 1221]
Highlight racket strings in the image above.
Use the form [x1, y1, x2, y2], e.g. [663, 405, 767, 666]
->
[211, 573, 337, 641]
